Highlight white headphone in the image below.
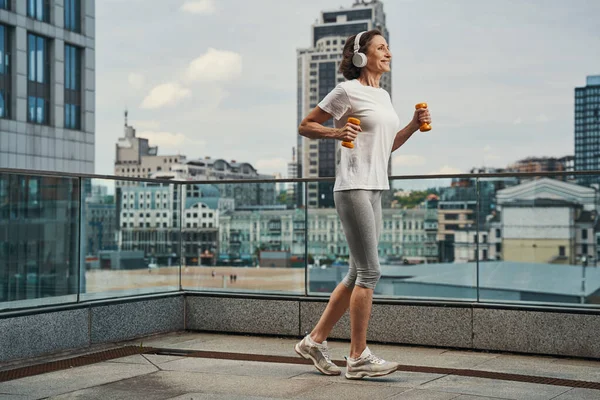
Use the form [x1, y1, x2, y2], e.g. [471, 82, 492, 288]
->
[352, 31, 368, 68]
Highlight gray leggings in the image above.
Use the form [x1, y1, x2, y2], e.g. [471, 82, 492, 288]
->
[334, 190, 383, 290]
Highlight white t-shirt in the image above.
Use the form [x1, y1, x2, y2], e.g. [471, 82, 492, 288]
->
[318, 79, 400, 192]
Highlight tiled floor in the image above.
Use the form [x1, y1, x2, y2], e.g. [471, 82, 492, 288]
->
[1, 332, 600, 400]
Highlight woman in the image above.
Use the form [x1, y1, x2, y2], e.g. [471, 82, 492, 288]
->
[294, 29, 432, 380]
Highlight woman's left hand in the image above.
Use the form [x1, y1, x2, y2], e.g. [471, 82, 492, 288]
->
[411, 107, 432, 132]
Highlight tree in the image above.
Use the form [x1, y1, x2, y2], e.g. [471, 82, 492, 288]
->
[277, 191, 287, 204]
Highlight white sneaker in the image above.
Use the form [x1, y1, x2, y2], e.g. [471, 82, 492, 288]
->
[294, 334, 341, 376]
[345, 347, 398, 380]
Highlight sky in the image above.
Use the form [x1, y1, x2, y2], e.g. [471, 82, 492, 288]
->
[95, 0, 600, 179]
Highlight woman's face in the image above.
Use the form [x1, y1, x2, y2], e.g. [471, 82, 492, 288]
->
[365, 35, 392, 73]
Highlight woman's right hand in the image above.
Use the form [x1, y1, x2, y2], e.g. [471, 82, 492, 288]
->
[336, 121, 362, 142]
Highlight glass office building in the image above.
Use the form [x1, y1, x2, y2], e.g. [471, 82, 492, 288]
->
[575, 75, 600, 186]
[0, 0, 95, 173]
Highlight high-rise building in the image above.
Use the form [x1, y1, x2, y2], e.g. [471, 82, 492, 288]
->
[114, 112, 185, 186]
[287, 147, 298, 207]
[575, 75, 600, 186]
[297, 0, 390, 208]
[0, 1, 95, 173]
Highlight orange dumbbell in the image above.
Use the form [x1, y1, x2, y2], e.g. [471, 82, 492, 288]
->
[415, 103, 432, 132]
[342, 117, 360, 149]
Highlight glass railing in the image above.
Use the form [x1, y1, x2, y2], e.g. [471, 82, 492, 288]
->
[1, 168, 599, 311]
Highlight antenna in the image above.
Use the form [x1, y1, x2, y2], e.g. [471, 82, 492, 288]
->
[124, 109, 128, 126]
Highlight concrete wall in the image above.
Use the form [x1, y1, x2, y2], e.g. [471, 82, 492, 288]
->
[3, 293, 600, 363]
[0, 295, 183, 363]
[187, 295, 600, 360]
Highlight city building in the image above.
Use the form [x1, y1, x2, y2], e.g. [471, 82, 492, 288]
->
[0, 173, 81, 302]
[297, 0, 390, 208]
[0, 0, 95, 173]
[218, 202, 438, 266]
[286, 147, 298, 208]
[85, 186, 117, 256]
[162, 157, 277, 209]
[496, 178, 598, 265]
[506, 156, 575, 182]
[575, 75, 600, 186]
[437, 176, 518, 262]
[118, 182, 231, 267]
[114, 113, 185, 186]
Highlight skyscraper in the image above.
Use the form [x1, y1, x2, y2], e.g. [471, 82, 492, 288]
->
[0, 1, 95, 173]
[297, 0, 390, 208]
[575, 75, 600, 186]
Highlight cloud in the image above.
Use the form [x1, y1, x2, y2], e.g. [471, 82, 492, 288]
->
[140, 83, 191, 109]
[255, 158, 288, 174]
[536, 114, 550, 123]
[138, 131, 205, 148]
[392, 154, 427, 167]
[186, 48, 243, 83]
[180, 0, 216, 15]
[128, 73, 145, 90]
[513, 118, 523, 125]
[130, 120, 161, 130]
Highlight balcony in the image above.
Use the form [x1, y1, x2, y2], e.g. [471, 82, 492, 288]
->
[2, 169, 600, 397]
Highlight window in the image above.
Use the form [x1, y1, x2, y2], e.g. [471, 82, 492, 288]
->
[559, 246, 566, 257]
[0, 0, 9, 10]
[27, 33, 50, 124]
[64, 44, 81, 129]
[28, 0, 50, 22]
[0, 24, 11, 119]
[582, 229, 588, 240]
[64, 0, 81, 32]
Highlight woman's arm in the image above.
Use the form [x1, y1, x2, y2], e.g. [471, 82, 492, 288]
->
[392, 122, 419, 152]
[299, 106, 361, 141]
[392, 107, 431, 152]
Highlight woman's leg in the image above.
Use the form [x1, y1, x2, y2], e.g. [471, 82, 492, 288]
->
[348, 191, 383, 357]
[310, 281, 353, 343]
[333, 191, 382, 358]
[310, 191, 360, 342]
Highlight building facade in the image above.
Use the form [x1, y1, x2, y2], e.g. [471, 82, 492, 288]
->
[575, 75, 600, 186]
[114, 115, 185, 186]
[507, 156, 575, 182]
[0, 173, 81, 302]
[0, 0, 95, 173]
[297, 0, 390, 208]
[496, 178, 598, 265]
[217, 203, 438, 265]
[118, 182, 228, 266]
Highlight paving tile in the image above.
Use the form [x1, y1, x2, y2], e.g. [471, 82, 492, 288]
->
[387, 389, 461, 399]
[420, 375, 571, 400]
[551, 388, 600, 399]
[151, 371, 329, 398]
[166, 394, 285, 400]
[0, 363, 157, 399]
[291, 370, 446, 388]
[471, 354, 600, 382]
[290, 382, 407, 399]
[159, 358, 312, 378]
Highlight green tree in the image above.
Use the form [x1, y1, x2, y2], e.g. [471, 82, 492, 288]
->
[277, 191, 287, 204]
